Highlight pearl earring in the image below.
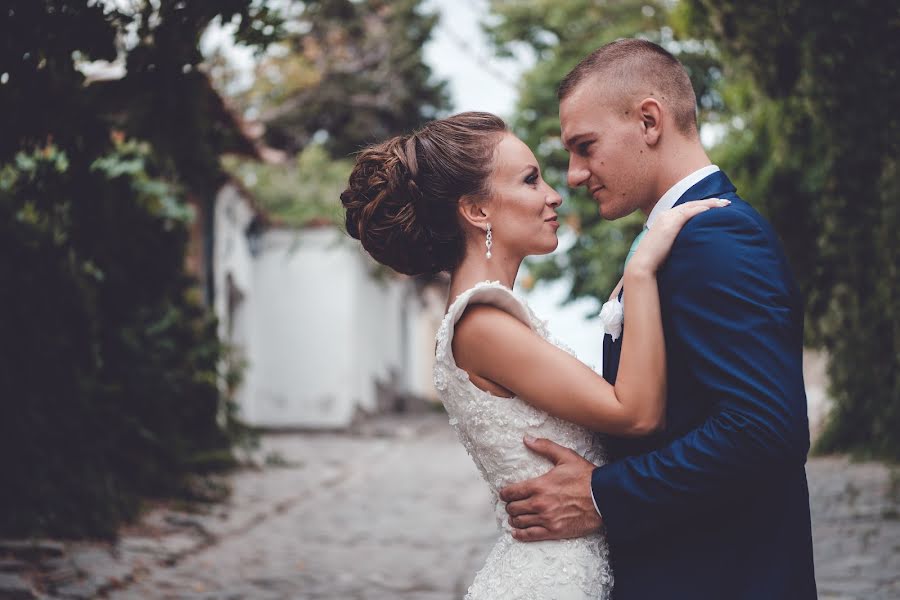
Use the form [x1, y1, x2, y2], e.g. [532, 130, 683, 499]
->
[485, 223, 493, 259]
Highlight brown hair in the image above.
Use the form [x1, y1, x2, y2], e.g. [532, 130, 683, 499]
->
[341, 112, 508, 275]
[558, 39, 698, 136]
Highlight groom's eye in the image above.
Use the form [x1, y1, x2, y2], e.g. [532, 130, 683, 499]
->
[577, 141, 593, 156]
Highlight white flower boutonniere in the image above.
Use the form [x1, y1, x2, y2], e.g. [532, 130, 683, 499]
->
[599, 299, 624, 342]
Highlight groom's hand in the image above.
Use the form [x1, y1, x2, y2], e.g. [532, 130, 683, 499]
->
[498, 436, 602, 542]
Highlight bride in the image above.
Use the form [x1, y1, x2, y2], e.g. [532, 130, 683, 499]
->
[340, 112, 726, 600]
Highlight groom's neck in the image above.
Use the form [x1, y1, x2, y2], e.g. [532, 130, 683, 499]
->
[644, 140, 712, 215]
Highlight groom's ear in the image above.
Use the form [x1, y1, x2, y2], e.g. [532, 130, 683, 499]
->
[638, 98, 663, 146]
[457, 196, 490, 230]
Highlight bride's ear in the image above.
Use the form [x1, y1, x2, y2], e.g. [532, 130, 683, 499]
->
[458, 196, 491, 231]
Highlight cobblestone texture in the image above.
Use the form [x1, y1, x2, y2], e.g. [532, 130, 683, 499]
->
[3, 413, 897, 599]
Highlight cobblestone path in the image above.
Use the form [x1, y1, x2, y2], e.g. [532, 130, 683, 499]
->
[6, 414, 896, 599]
[105, 414, 899, 600]
[109, 415, 497, 600]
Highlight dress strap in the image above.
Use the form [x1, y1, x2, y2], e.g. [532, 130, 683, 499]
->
[435, 281, 534, 366]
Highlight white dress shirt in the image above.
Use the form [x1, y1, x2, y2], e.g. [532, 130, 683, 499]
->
[590, 164, 720, 520]
[646, 164, 720, 229]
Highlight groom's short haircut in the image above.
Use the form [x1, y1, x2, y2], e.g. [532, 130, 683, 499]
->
[559, 39, 698, 137]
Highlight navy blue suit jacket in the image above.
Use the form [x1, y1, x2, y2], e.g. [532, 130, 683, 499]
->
[594, 171, 816, 599]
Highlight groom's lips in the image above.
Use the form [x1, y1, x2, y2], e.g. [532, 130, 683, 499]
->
[590, 185, 605, 199]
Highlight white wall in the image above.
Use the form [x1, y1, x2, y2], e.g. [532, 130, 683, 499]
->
[248, 227, 358, 427]
[213, 183, 261, 420]
[407, 285, 447, 402]
[213, 184, 444, 428]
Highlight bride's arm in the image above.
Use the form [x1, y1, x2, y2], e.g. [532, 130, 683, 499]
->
[454, 284, 659, 436]
[453, 199, 728, 437]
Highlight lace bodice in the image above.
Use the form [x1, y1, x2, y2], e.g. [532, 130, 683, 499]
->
[434, 281, 612, 600]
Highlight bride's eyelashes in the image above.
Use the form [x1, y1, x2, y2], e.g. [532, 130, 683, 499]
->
[524, 168, 540, 186]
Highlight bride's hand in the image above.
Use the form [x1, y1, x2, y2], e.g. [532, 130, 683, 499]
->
[627, 198, 730, 276]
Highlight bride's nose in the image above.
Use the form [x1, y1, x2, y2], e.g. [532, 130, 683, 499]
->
[547, 189, 562, 208]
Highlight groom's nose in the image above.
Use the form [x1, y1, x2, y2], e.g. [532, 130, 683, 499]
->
[566, 156, 590, 188]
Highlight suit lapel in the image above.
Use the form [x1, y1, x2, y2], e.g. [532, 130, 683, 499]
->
[615, 170, 736, 300]
[671, 170, 737, 208]
[607, 171, 738, 378]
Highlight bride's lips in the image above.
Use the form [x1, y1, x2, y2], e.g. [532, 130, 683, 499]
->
[545, 215, 559, 228]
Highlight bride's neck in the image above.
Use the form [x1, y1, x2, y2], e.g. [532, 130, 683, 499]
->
[450, 250, 522, 299]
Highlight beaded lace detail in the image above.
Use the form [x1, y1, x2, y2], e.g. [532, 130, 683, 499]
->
[434, 281, 613, 600]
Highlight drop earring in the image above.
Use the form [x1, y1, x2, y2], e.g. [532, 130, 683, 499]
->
[485, 223, 493, 259]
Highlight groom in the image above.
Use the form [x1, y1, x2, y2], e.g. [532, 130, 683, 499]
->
[499, 40, 817, 598]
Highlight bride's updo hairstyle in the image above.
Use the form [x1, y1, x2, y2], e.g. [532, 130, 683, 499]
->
[341, 112, 508, 275]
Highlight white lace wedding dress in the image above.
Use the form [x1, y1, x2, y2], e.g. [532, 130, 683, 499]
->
[433, 281, 613, 600]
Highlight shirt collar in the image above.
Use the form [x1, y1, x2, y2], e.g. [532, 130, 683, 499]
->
[646, 165, 720, 228]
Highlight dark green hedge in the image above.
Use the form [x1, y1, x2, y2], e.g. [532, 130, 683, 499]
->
[0, 0, 282, 539]
[683, 0, 900, 460]
[0, 142, 240, 538]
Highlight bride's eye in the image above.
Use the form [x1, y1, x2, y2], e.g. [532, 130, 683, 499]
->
[525, 171, 539, 185]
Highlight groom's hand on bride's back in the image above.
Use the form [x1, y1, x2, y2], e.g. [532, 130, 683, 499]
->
[499, 436, 602, 542]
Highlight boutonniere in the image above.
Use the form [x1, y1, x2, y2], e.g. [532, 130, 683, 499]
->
[599, 298, 624, 342]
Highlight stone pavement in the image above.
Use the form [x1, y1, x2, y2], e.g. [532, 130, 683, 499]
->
[2, 413, 898, 599]
[809, 457, 900, 599]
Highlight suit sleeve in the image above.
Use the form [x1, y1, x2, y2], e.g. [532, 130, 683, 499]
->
[590, 207, 810, 545]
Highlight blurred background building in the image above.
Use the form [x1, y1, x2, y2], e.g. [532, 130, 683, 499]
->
[213, 179, 446, 427]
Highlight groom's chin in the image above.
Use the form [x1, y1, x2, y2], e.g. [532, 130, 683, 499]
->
[598, 201, 639, 221]
[598, 206, 625, 221]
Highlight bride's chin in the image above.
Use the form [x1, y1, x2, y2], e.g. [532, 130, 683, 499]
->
[550, 234, 560, 250]
[535, 239, 559, 255]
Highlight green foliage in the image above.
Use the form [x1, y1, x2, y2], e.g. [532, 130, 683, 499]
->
[0, 142, 242, 537]
[223, 143, 351, 227]
[233, 0, 451, 158]
[680, 0, 900, 459]
[0, 0, 277, 537]
[484, 0, 722, 303]
[0, 0, 283, 182]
